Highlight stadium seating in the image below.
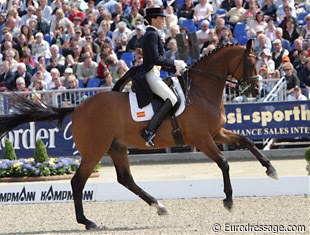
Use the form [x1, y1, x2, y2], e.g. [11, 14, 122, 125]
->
[87, 78, 100, 87]
[44, 34, 52, 45]
[120, 52, 134, 68]
[298, 12, 308, 26]
[233, 22, 247, 37]
[235, 35, 248, 45]
[215, 8, 227, 15]
[182, 19, 196, 29]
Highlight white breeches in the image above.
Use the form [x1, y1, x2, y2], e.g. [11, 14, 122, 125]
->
[146, 67, 178, 106]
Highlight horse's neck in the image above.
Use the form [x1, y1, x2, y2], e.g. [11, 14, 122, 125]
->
[190, 59, 229, 104]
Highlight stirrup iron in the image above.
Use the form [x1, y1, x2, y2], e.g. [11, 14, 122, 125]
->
[141, 130, 155, 147]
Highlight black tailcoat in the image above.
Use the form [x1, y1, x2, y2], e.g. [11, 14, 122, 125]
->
[133, 27, 176, 108]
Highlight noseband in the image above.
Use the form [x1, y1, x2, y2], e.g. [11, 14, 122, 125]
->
[230, 51, 259, 93]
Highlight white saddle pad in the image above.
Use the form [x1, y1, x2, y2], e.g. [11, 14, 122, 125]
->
[129, 77, 186, 122]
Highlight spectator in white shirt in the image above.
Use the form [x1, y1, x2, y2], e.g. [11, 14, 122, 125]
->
[196, 20, 210, 50]
[287, 86, 308, 101]
[193, 0, 213, 24]
[32, 32, 51, 62]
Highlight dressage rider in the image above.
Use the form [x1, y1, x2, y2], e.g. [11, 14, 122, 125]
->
[138, 7, 187, 147]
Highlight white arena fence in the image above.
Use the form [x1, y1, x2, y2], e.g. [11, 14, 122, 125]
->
[0, 78, 287, 114]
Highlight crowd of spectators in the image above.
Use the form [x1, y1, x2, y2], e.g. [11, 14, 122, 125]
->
[0, 0, 309, 104]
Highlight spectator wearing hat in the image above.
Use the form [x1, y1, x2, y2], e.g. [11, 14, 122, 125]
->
[299, 14, 310, 40]
[274, 27, 291, 51]
[256, 48, 276, 76]
[61, 67, 74, 88]
[74, 27, 86, 47]
[297, 57, 310, 99]
[32, 32, 51, 62]
[272, 38, 289, 70]
[126, 24, 144, 51]
[282, 61, 300, 97]
[287, 86, 308, 101]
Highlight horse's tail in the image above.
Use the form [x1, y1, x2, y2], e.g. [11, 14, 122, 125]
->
[0, 93, 75, 139]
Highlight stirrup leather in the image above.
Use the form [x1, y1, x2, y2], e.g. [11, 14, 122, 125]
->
[141, 129, 155, 147]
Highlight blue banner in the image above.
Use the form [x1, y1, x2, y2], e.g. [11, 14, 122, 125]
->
[0, 116, 77, 158]
[224, 101, 310, 139]
[0, 101, 309, 158]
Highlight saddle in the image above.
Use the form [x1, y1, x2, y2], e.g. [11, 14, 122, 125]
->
[112, 72, 186, 146]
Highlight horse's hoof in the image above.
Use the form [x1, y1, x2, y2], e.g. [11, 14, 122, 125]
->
[266, 166, 278, 180]
[223, 198, 233, 211]
[157, 207, 169, 215]
[85, 222, 99, 230]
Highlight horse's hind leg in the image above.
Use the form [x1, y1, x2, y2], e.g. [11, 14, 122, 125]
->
[71, 157, 102, 230]
[108, 143, 169, 215]
[194, 136, 233, 210]
[214, 128, 278, 179]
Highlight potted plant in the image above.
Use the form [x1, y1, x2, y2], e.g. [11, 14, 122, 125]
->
[2, 139, 17, 160]
[305, 146, 310, 176]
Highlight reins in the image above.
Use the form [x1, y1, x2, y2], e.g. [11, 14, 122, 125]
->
[181, 47, 259, 104]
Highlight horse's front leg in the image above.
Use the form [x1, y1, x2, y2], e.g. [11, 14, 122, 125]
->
[108, 145, 169, 215]
[214, 128, 278, 179]
[194, 137, 233, 210]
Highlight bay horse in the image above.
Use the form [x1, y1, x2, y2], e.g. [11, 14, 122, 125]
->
[0, 41, 277, 230]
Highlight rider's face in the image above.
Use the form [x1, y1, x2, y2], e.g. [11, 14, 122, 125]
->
[152, 16, 165, 29]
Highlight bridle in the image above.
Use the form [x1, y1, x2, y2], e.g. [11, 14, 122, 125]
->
[183, 47, 259, 104]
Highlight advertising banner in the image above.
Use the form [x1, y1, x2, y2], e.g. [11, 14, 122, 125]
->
[0, 101, 309, 157]
[225, 101, 310, 139]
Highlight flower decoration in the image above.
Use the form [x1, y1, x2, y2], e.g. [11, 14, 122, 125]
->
[0, 157, 98, 178]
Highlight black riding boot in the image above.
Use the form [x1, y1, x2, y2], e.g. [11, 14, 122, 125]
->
[141, 99, 173, 147]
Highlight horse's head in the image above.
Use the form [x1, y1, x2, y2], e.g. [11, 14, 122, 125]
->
[232, 40, 260, 97]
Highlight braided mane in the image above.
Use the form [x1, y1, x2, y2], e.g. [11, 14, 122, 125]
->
[188, 43, 239, 69]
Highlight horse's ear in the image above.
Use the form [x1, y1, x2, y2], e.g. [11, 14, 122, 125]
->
[246, 39, 254, 52]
